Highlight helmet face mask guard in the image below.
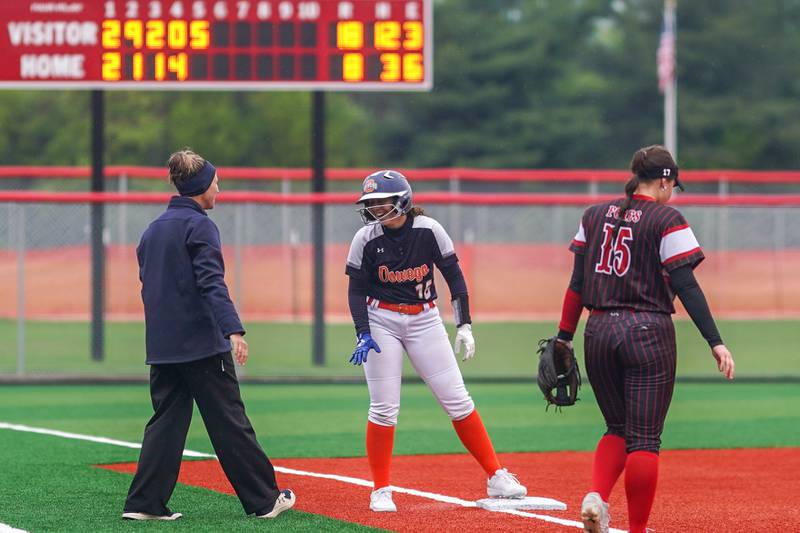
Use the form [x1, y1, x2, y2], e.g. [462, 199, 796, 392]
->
[356, 170, 413, 226]
[359, 195, 407, 225]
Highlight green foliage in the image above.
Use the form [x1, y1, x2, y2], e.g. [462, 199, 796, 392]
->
[0, 92, 90, 165]
[0, 1, 799, 169]
[0, 91, 377, 168]
[359, 0, 800, 169]
[676, 0, 800, 168]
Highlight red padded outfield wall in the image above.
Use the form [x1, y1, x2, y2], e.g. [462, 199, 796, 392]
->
[0, 191, 797, 320]
[2, 165, 800, 183]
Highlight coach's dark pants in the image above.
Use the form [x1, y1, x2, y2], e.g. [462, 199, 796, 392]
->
[584, 310, 677, 454]
[123, 351, 280, 516]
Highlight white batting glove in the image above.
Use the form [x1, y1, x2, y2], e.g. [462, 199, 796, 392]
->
[454, 324, 475, 361]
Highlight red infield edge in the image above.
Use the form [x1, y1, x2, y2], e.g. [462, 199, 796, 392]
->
[101, 448, 798, 532]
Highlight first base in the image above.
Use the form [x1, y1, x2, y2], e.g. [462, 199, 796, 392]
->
[475, 496, 567, 511]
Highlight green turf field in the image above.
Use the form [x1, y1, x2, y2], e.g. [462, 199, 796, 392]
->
[1, 319, 797, 378]
[0, 428, 376, 533]
[1, 316, 795, 531]
[0, 382, 798, 532]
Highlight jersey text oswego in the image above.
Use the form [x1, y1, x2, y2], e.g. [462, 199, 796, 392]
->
[346, 215, 456, 303]
[377, 264, 430, 283]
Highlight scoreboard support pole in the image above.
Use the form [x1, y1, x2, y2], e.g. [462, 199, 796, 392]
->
[311, 91, 326, 367]
[90, 90, 105, 362]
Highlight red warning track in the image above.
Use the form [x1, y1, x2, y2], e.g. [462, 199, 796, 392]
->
[102, 448, 798, 532]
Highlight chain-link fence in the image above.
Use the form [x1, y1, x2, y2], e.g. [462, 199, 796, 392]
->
[1, 196, 798, 375]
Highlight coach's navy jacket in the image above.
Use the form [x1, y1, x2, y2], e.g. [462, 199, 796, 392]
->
[137, 196, 244, 364]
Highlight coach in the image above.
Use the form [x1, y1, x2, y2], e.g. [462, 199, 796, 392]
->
[122, 148, 295, 521]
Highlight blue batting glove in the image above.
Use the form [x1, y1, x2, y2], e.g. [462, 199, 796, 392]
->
[349, 333, 381, 366]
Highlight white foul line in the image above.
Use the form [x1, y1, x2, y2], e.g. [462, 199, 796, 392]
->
[0, 524, 27, 533]
[0, 421, 625, 532]
[0, 422, 212, 457]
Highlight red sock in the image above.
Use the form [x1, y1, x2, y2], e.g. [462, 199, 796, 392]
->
[625, 451, 659, 533]
[590, 434, 627, 501]
[452, 410, 502, 475]
[366, 421, 395, 489]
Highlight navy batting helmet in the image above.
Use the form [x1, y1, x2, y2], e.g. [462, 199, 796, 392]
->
[356, 170, 413, 225]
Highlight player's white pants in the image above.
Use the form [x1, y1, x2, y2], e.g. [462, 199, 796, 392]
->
[363, 304, 475, 426]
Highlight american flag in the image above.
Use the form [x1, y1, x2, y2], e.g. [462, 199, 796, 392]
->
[657, 3, 676, 93]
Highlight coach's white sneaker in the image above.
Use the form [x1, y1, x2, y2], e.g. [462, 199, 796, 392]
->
[487, 468, 527, 499]
[581, 492, 610, 533]
[370, 487, 397, 512]
[122, 511, 182, 520]
[257, 489, 296, 519]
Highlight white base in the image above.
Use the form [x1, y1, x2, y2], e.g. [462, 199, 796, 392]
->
[475, 496, 567, 511]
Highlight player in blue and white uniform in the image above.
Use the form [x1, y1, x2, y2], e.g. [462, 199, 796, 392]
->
[345, 170, 527, 512]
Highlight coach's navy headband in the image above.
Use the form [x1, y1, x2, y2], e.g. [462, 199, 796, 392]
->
[176, 160, 216, 197]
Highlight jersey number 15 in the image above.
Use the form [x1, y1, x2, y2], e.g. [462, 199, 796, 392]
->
[595, 223, 633, 277]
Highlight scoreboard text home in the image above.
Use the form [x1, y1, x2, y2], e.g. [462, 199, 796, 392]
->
[0, 0, 432, 90]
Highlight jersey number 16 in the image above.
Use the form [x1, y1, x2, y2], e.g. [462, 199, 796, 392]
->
[415, 279, 432, 300]
[595, 223, 633, 277]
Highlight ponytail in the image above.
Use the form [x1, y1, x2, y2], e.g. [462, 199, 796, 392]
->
[408, 206, 425, 217]
[612, 175, 639, 241]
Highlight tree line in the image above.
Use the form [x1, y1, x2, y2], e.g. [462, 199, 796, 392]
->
[0, 0, 797, 172]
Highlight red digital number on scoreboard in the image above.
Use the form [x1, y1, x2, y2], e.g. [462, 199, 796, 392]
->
[0, 1, 432, 90]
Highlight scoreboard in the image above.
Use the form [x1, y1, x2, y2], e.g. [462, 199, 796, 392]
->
[0, 0, 432, 90]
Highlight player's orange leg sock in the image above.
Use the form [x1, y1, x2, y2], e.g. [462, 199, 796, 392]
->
[591, 434, 627, 501]
[625, 450, 659, 533]
[452, 410, 502, 475]
[366, 421, 395, 489]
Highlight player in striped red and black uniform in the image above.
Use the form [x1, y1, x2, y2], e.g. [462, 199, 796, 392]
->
[555, 145, 735, 533]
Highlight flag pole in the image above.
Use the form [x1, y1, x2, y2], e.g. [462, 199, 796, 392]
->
[663, 0, 677, 158]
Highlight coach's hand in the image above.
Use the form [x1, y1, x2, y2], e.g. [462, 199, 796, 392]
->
[350, 333, 381, 366]
[712, 344, 735, 380]
[454, 324, 475, 361]
[230, 333, 248, 366]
